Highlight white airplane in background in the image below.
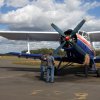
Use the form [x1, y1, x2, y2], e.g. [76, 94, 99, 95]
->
[0, 19, 100, 77]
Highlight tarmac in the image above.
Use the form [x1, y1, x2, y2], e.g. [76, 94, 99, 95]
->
[0, 58, 100, 100]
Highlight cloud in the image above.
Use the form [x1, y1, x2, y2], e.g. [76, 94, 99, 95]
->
[0, 0, 100, 53]
[0, 0, 4, 7]
[0, 37, 59, 53]
[5, 0, 31, 8]
[84, 18, 100, 31]
[82, 1, 100, 11]
[0, 0, 100, 32]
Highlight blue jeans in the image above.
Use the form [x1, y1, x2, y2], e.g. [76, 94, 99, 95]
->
[46, 66, 54, 82]
[40, 65, 45, 80]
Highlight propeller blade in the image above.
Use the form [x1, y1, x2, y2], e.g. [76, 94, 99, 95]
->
[53, 41, 66, 55]
[71, 19, 86, 37]
[51, 23, 66, 37]
[72, 42, 91, 65]
[72, 42, 86, 57]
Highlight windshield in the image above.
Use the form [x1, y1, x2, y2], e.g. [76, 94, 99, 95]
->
[78, 31, 90, 41]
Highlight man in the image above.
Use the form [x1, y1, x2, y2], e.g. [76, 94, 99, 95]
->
[46, 52, 55, 83]
[40, 54, 48, 80]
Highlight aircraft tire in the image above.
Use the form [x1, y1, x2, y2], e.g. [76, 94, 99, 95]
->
[54, 67, 57, 75]
[96, 69, 100, 77]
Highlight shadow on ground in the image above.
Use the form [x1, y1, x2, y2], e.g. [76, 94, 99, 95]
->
[0, 66, 40, 72]
[0, 66, 86, 74]
[0, 66, 99, 83]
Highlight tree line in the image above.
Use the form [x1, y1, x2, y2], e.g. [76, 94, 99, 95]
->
[22, 48, 100, 56]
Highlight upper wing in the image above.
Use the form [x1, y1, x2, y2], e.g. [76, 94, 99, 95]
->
[87, 31, 100, 42]
[0, 31, 59, 41]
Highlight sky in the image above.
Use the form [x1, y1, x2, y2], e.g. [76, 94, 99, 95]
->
[0, 0, 100, 53]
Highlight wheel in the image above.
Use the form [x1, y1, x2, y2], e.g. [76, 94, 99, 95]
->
[54, 67, 58, 75]
[84, 65, 88, 77]
[96, 69, 100, 77]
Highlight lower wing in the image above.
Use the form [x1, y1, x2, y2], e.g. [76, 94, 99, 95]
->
[94, 56, 100, 63]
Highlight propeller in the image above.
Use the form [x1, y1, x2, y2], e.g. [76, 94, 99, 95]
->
[51, 19, 86, 56]
[53, 41, 66, 55]
[71, 19, 86, 37]
[51, 23, 66, 37]
[71, 42, 86, 56]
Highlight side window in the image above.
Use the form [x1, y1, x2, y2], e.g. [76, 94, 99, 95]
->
[83, 32, 90, 41]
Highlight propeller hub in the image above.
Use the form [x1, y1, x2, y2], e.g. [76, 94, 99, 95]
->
[65, 36, 70, 41]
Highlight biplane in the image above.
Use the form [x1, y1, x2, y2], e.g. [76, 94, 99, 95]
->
[0, 19, 100, 76]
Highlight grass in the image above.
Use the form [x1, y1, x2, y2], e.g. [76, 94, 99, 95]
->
[0, 55, 100, 68]
[13, 60, 41, 66]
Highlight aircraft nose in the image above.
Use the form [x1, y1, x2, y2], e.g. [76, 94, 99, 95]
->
[65, 36, 70, 41]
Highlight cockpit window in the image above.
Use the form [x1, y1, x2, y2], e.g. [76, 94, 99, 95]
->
[78, 31, 90, 41]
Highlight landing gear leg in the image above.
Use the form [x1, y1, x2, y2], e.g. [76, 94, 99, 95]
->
[55, 58, 63, 75]
[85, 65, 88, 77]
[57, 59, 62, 70]
[90, 59, 100, 77]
